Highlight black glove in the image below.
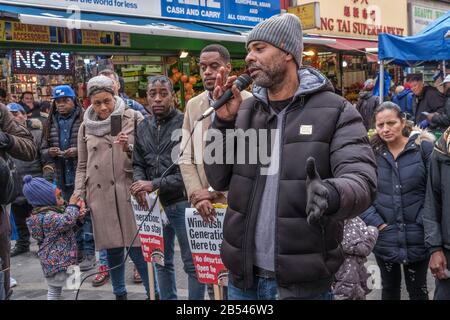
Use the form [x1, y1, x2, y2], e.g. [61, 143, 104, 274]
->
[0, 132, 12, 150]
[305, 157, 341, 225]
[305, 157, 330, 225]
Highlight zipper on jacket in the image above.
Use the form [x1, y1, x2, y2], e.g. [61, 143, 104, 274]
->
[242, 164, 261, 290]
[273, 109, 287, 282]
[273, 96, 307, 279]
[156, 124, 161, 176]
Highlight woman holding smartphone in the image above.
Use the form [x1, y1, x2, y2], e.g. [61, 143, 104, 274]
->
[73, 75, 148, 300]
[361, 102, 435, 300]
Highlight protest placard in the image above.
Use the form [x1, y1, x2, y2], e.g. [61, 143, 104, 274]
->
[131, 192, 164, 266]
[185, 206, 228, 286]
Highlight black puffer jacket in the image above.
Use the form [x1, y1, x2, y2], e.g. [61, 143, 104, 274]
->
[424, 126, 450, 254]
[356, 91, 379, 130]
[205, 67, 377, 292]
[41, 105, 83, 188]
[361, 130, 435, 264]
[133, 108, 187, 207]
[413, 86, 445, 126]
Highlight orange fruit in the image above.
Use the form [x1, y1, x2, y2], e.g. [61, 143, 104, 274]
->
[181, 75, 188, 83]
[189, 76, 197, 84]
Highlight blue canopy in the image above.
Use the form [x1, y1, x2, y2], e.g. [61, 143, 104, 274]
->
[378, 10, 450, 65]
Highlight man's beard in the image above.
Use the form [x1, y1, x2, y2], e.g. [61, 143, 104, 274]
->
[249, 63, 283, 89]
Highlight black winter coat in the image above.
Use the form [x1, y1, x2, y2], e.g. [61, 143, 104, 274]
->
[133, 108, 187, 207]
[205, 67, 377, 293]
[414, 86, 445, 126]
[356, 91, 379, 130]
[361, 131, 435, 263]
[424, 127, 450, 254]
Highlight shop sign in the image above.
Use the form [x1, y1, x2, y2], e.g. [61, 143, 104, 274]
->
[1, 0, 280, 27]
[0, 20, 130, 47]
[12, 50, 74, 75]
[288, 2, 320, 30]
[159, 0, 280, 27]
[294, 0, 408, 40]
[0, 21, 4, 41]
[411, 5, 447, 35]
[9, 22, 50, 42]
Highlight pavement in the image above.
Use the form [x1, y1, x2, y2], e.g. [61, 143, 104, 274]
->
[9, 239, 189, 300]
[9, 239, 436, 300]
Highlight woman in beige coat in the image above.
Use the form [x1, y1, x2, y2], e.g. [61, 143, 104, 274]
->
[74, 75, 147, 300]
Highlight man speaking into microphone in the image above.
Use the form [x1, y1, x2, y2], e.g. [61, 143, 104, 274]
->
[204, 14, 377, 300]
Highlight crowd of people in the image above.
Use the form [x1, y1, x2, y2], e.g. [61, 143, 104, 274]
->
[0, 13, 449, 301]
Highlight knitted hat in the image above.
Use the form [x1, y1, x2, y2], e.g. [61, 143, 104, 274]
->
[246, 13, 303, 67]
[22, 175, 57, 207]
[87, 75, 115, 97]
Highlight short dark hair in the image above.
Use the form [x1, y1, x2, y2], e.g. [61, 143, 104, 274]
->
[20, 91, 34, 100]
[407, 73, 423, 82]
[40, 100, 51, 113]
[200, 44, 231, 64]
[147, 75, 174, 92]
[99, 69, 120, 82]
[0, 88, 6, 99]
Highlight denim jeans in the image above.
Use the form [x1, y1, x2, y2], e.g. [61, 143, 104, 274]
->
[60, 185, 74, 203]
[228, 275, 278, 300]
[156, 200, 205, 300]
[76, 212, 95, 256]
[100, 249, 159, 295]
[99, 250, 108, 266]
[106, 247, 150, 297]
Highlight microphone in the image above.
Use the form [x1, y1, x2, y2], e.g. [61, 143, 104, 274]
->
[198, 74, 252, 121]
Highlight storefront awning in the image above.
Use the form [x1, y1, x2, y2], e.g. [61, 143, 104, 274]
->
[320, 37, 378, 52]
[0, 3, 336, 45]
[0, 3, 250, 42]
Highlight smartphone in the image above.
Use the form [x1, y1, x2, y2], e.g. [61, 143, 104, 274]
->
[421, 112, 430, 116]
[110, 115, 122, 136]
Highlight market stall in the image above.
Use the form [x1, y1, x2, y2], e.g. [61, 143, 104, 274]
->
[378, 11, 450, 101]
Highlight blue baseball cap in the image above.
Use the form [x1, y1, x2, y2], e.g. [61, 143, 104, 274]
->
[52, 85, 76, 99]
[7, 103, 26, 113]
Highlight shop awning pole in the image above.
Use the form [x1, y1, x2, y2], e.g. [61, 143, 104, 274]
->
[380, 60, 384, 103]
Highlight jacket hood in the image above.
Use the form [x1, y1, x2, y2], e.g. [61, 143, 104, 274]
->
[435, 126, 450, 156]
[396, 88, 412, 99]
[27, 118, 43, 130]
[252, 66, 334, 106]
[409, 126, 436, 146]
